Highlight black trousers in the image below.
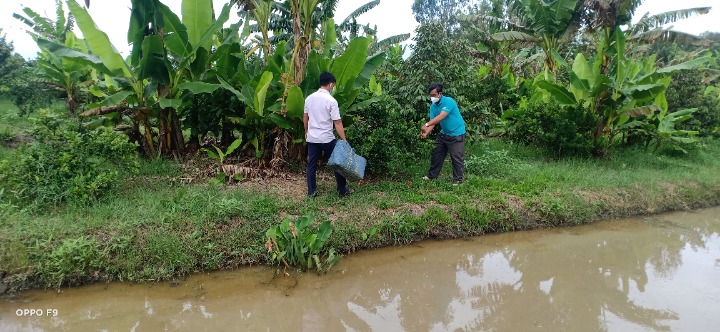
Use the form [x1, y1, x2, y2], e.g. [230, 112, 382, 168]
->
[307, 139, 348, 195]
[427, 134, 465, 182]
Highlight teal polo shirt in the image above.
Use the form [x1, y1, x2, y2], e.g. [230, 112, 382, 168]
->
[430, 96, 466, 136]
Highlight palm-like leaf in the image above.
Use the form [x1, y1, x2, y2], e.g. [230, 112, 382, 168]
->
[340, 0, 379, 26]
[13, 8, 56, 41]
[491, 31, 539, 43]
[67, 0, 132, 78]
[55, 0, 66, 37]
[628, 28, 712, 47]
[370, 33, 410, 52]
[458, 14, 530, 34]
[269, 33, 293, 44]
[631, 7, 711, 34]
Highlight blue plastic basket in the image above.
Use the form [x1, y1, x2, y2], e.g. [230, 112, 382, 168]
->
[327, 140, 366, 181]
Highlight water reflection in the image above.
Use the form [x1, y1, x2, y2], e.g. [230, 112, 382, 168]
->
[340, 210, 719, 331]
[1, 209, 718, 331]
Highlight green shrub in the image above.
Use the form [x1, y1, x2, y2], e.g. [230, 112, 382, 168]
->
[0, 128, 13, 142]
[456, 76, 520, 140]
[347, 94, 430, 175]
[0, 109, 139, 208]
[507, 99, 598, 157]
[666, 71, 720, 138]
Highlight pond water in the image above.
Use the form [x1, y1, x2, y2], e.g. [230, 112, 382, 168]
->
[1, 207, 719, 331]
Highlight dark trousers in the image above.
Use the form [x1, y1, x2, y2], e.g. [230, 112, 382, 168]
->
[428, 134, 465, 182]
[307, 139, 348, 195]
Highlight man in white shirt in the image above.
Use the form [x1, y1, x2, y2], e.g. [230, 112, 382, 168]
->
[304, 72, 353, 197]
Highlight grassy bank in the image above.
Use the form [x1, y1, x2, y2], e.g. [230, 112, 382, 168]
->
[1, 139, 720, 293]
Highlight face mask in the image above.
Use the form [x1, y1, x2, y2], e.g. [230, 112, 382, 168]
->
[431, 96, 440, 104]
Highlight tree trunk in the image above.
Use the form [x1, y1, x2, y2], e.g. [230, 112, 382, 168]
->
[158, 108, 185, 157]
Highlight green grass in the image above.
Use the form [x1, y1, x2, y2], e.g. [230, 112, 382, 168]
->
[2, 137, 720, 292]
[0, 98, 31, 134]
[0, 98, 31, 159]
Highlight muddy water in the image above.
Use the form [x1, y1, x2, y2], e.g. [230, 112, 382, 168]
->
[2, 208, 719, 331]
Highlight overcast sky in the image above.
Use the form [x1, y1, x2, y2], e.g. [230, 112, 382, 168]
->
[1, 0, 718, 59]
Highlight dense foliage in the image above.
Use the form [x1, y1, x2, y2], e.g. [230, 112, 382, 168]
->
[0, 0, 717, 185]
[507, 99, 598, 157]
[0, 31, 54, 115]
[346, 94, 430, 175]
[0, 109, 138, 208]
[666, 70, 720, 137]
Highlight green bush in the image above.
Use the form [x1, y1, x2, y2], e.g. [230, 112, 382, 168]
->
[666, 70, 720, 138]
[347, 94, 430, 175]
[507, 99, 598, 157]
[0, 109, 139, 208]
[0, 128, 13, 142]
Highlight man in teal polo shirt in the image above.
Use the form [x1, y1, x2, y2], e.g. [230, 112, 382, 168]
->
[420, 83, 466, 184]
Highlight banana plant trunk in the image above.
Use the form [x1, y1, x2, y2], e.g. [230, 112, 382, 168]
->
[291, 0, 310, 85]
[158, 107, 186, 157]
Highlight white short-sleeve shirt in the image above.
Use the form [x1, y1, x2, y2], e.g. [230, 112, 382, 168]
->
[304, 89, 341, 143]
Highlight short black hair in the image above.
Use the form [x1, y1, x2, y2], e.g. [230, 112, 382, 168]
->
[320, 72, 336, 87]
[428, 83, 443, 94]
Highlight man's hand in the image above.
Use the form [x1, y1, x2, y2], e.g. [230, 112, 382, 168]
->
[421, 123, 434, 134]
[420, 123, 434, 139]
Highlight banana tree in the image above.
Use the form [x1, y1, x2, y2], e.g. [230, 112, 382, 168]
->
[39, 0, 166, 156]
[15, 1, 89, 114]
[13, 0, 74, 43]
[581, 1, 713, 77]
[490, 0, 582, 80]
[534, 30, 710, 148]
[138, 0, 232, 155]
[42, 0, 231, 157]
[236, 0, 274, 59]
[35, 31, 92, 114]
[190, 40, 294, 161]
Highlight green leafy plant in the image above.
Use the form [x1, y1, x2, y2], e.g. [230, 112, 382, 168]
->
[620, 107, 700, 153]
[203, 138, 243, 167]
[533, 30, 709, 153]
[264, 215, 340, 274]
[203, 138, 244, 185]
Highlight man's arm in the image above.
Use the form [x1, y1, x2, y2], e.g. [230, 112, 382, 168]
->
[420, 124, 435, 139]
[334, 119, 347, 141]
[421, 111, 448, 134]
[303, 113, 309, 140]
[425, 111, 448, 128]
